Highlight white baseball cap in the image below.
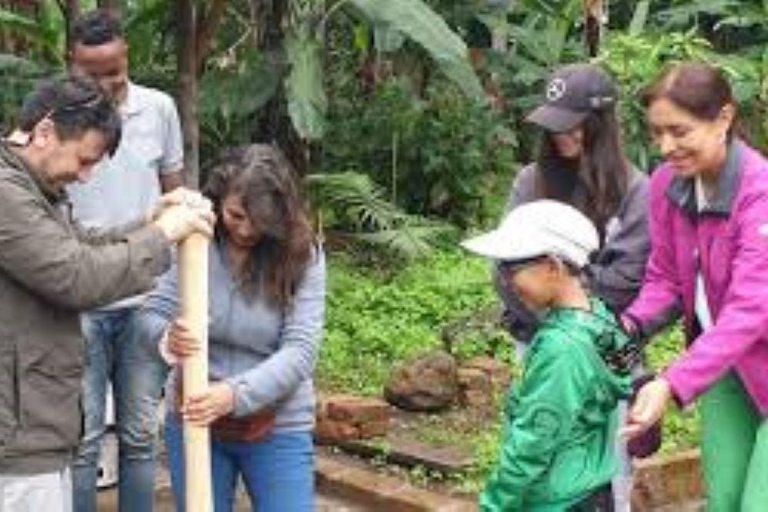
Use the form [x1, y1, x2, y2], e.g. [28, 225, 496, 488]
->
[461, 199, 599, 267]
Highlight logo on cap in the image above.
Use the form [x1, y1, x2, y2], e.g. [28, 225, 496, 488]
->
[546, 78, 566, 102]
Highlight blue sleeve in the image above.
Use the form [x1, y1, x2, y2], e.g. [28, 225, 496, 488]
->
[226, 248, 326, 416]
[137, 258, 180, 347]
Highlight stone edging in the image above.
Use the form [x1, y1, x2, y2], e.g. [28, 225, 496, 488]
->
[316, 454, 477, 511]
[632, 449, 703, 509]
[316, 448, 704, 511]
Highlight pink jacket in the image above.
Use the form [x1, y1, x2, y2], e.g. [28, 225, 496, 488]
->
[624, 141, 768, 416]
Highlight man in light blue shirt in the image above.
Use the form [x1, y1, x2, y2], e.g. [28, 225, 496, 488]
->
[65, 10, 183, 512]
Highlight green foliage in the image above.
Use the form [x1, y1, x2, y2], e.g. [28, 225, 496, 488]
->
[305, 171, 452, 259]
[286, 0, 327, 141]
[323, 75, 516, 227]
[199, 50, 281, 160]
[0, 1, 67, 65]
[318, 248, 505, 395]
[645, 325, 701, 453]
[0, 54, 46, 131]
[281, 0, 484, 142]
[597, 30, 713, 171]
[124, 0, 175, 81]
[349, 0, 484, 100]
[599, 29, 768, 170]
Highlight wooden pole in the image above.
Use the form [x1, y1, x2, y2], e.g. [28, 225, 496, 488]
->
[178, 232, 212, 512]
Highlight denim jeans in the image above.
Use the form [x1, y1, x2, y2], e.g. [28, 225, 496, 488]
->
[72, 308, 168, 512]
[165, 415, 315, 512]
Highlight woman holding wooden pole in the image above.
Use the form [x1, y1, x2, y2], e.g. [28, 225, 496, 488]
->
[140, 144, 326, 512]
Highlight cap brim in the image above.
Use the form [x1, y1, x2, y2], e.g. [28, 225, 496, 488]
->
[526, 105, 588, 133]
[461, 229, 539, 262]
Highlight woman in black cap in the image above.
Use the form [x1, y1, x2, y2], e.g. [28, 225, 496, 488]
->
[496, 63, 651, 511]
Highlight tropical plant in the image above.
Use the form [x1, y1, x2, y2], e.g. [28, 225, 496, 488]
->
[284, 0, 485, 142]
[599, 29, 768, 169]
[598, 30, 714, 171]
[322, 72, 515, 228]
[305, 171, 452, 259]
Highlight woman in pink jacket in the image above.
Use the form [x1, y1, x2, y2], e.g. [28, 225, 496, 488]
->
[621, 63, 768, 510]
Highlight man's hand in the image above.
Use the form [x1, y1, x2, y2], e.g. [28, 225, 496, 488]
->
[146, 188, 210, 223]
[622, 377, 672, 440]
[153, 201, 214, 242]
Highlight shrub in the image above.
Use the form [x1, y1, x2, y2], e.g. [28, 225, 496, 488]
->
[318, 248, 510, 395]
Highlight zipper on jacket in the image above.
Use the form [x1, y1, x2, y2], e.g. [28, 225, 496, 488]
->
[12, 344, 21, 429]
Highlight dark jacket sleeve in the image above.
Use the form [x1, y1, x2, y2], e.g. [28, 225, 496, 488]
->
[585, 169, 650, 312]
[70, 214, 148, 246]
[0, 173, 171, 310]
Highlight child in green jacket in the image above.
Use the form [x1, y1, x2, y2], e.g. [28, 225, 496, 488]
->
[463, 200, 635, 511]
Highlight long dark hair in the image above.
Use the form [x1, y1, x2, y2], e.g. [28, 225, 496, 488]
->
[534, 105, 629, 237]
[203, 144, 315, 309]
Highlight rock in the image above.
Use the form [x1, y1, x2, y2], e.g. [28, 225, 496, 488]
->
[326, 395, 391, 423]
[465, 355, 511, 389]
[315, 395, 392, 444]
[457, 367, 492, 408]
[315, 418, 360, 444]
[384, 351, 459, 412]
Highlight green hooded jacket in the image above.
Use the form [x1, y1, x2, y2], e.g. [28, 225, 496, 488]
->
[480, 297, 633, 511]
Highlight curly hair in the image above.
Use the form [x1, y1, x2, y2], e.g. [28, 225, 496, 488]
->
[203, 144, 315, 308]
[18, 74, 121, 156]
[71, 9, 123, 47]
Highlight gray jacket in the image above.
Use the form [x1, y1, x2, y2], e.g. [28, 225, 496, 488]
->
[0, 142, 171, 474]
[141, 240, 326, 433]
[497, 163, 650, 341]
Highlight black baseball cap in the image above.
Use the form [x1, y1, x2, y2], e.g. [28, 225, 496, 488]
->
[526, 64, 618, 133]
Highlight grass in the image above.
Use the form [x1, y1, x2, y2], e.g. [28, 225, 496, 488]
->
[317, 247, 509, 395]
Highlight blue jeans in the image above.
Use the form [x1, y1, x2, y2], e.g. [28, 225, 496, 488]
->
[165, 415, 315, 512]
[73, 308, 168, 512]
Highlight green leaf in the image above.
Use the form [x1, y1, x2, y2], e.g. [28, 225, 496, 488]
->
[629, 0, 651, 36]
[285, 33, 328, 140]
[0, 6, 63, 64]
[349, 0, 484, 100]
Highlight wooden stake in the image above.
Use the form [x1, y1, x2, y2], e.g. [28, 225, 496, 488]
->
[178, 232, 212, 512]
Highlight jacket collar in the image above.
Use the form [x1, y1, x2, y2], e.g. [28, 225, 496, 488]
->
[665, 139, 742, 216]
[0, 140, 65, 204]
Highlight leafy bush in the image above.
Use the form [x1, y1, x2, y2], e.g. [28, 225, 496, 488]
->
[322, 74, 516, 228]
[645, 324, 701, 453]
[318, 248, 510, 395]
[599, 30, 768, 171]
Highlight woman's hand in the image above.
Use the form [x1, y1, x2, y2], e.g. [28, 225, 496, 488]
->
[166, 318, 201, 360]
[181, 382, 235, 426]
[622, 377, 672, 440]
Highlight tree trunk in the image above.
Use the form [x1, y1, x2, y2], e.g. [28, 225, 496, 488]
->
[195, 0, 227, 74]
[97, 0, 123, 13]
[63, 0, 80, 60]
[251, 0, 309, 175]
[583, 0, 603, 57]
[176, 0, 200, 187]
